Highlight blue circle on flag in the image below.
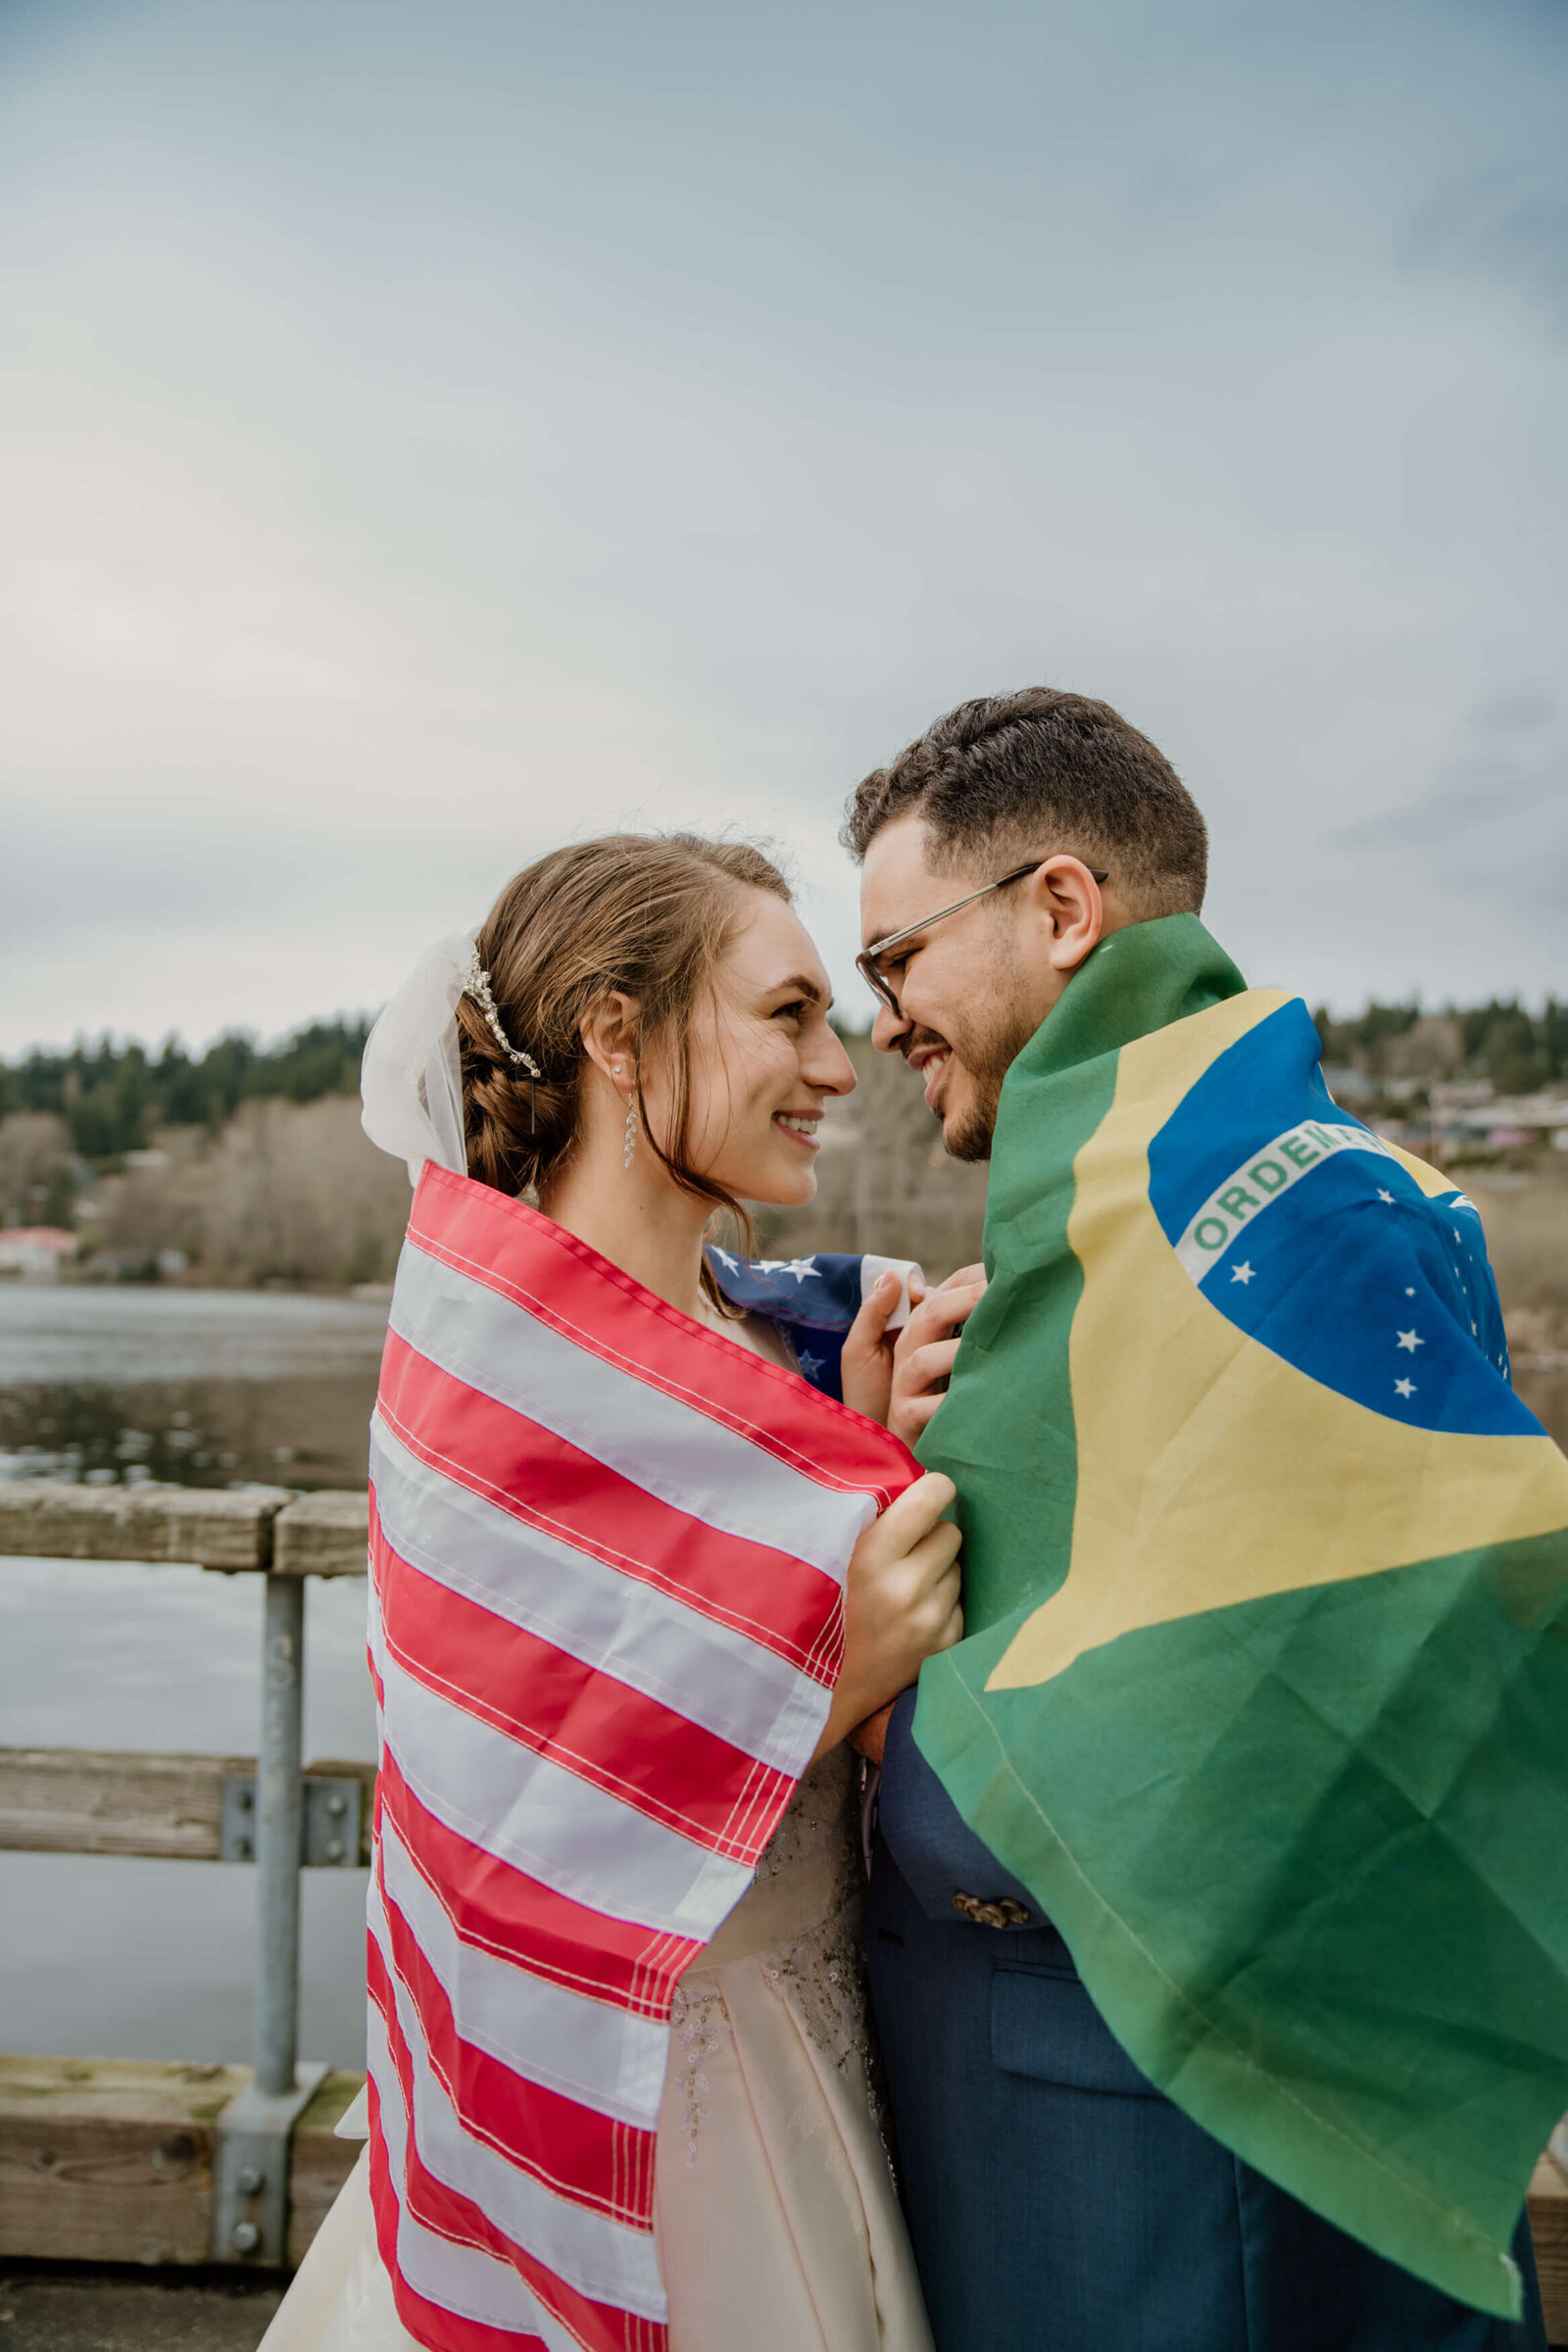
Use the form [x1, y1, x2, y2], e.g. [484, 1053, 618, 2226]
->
[1145, 1003, 1535, 1438]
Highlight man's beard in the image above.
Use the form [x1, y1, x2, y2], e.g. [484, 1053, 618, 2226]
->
[913, 998, 1039, 1164]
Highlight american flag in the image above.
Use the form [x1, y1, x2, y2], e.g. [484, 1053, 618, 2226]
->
[365, 1166, 919, 2351]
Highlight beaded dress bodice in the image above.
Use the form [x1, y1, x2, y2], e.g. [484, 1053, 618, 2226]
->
[666, 1744, 870, 2164]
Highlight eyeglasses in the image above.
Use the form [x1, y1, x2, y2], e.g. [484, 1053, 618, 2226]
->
[856, 858, 1109, 1019]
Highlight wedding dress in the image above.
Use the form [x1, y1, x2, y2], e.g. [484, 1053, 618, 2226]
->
[260, 1745, 933, 2352]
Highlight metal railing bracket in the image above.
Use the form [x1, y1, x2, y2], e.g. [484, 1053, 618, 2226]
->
[220, 1771, 364, 1866]
[209, 2060, 328, 2266]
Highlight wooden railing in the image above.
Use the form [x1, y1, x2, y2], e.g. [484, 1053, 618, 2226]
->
[0, 1481, 371, 2271]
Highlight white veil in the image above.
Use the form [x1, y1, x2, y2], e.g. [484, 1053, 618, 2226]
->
[360, 931, 476, 1184]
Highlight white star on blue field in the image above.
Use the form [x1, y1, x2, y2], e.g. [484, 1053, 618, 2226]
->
[752, 1259, 821, 1286]
[705, 1249, 879, 1403]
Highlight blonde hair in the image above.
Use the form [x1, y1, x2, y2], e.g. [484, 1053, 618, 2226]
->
[458, 833, 791, 1230]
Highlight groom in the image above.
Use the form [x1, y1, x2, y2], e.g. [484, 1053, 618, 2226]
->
[844, 689, 1551, 2352]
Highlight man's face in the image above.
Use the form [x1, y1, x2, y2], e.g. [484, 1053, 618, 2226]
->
[858, 814, 1057, 1161]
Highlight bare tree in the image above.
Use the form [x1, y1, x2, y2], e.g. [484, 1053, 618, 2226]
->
[0, 1112, 75, 1230]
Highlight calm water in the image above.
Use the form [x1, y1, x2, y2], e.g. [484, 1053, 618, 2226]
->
[0, 1284, 389, 1490]
[0, 1285, 388, 2069]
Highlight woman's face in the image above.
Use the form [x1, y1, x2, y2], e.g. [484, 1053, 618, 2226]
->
[647, 889, 856, 1207]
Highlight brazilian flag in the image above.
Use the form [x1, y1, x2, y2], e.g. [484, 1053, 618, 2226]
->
[915, 913, 1568, 2318]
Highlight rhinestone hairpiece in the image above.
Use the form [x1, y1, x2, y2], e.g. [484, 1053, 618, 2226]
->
[462, 950, 543, 1139]
[462, 952, 542, 1080]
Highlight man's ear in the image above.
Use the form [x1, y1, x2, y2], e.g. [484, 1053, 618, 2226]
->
[578, 990, 641, 1087]
[1022, 857, 1106, 975]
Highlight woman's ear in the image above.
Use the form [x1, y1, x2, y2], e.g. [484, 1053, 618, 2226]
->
[578, 991, 641, 1091]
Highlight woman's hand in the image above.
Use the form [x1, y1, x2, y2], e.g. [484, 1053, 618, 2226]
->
[812, 1471, 962, 1763]
[887, 1263, 987, 1450]
[839, 1269, 921, 1428]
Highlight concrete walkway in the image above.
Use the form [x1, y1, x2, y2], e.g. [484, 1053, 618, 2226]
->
[0, 2261, 282, 2351]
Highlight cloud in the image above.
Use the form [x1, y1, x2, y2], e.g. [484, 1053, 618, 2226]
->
[1328, 699, 1568, 953]
[2, 0, 1565, 1050]
[1403, 170, 1568, 333]
[1337, 752, 1563, 860]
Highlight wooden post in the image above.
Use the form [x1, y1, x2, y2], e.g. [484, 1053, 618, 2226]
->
[1531, 2142, 1568, 2349]
[272, 1491, 370, 1578]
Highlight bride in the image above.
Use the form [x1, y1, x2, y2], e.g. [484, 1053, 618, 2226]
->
[264, 832, 963, 2352]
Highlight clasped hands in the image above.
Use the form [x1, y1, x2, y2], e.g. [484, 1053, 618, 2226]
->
[829, 1263, 987, 1766]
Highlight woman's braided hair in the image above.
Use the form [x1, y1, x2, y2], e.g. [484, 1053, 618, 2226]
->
[457, 833, 791, 1222]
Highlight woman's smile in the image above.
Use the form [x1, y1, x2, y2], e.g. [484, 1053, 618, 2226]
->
[773, 1110, 822, 1151]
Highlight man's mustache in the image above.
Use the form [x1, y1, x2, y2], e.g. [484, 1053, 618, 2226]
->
[900, 1026, 951, 1064]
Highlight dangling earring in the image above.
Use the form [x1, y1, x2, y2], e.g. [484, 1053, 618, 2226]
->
[622, 1091, 639, 1171]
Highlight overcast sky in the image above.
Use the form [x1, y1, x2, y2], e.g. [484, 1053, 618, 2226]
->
[2, 0, 1564, 1056]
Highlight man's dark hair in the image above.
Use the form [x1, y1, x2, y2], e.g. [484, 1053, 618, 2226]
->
[842, 688, 1207, 918]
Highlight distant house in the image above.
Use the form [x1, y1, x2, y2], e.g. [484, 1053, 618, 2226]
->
[1483, 1093, 1568, 1134]
[1432, 1092, 1568, 1155]
[0, 1227, 77, 1280]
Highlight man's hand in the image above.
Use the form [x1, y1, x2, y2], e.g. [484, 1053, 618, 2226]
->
[888, 1262, 987, 1449]
[840, 1267, 923, 1428]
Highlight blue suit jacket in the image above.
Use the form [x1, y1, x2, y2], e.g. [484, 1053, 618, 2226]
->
[866, 1690, 1544, 2352]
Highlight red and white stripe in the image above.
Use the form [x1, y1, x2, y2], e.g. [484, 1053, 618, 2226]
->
[367, 1167, 918, 2352]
